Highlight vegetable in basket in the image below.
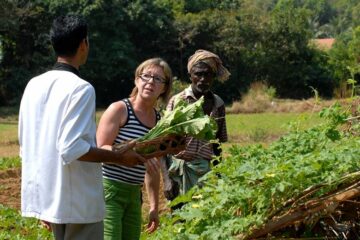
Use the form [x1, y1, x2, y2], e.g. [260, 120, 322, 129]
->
[114, 96, 218, 157]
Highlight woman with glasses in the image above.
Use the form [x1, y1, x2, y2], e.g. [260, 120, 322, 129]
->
[96, 58, 173, 240]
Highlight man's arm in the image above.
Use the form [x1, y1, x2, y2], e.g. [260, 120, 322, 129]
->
[78, 143, 145, 166]
[213, 104, 228, 165]
[216, 104, 228, 143]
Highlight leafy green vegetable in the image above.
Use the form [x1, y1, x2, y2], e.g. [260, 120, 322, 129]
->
[138, 96, 217, 142]
[144, 103, 360, 239]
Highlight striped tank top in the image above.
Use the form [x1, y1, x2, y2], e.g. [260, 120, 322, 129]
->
[102, 98, 160, 185]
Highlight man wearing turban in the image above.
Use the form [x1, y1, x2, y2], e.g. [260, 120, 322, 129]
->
[161, 50, 229, 208]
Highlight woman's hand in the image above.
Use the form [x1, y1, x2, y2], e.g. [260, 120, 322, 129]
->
[145, 159, 160, 233]
[146, 209, 159, 233]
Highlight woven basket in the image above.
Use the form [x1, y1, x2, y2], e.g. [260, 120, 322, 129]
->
[113, 134, 186, 158]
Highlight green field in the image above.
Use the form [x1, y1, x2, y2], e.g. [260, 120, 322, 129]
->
[224, 112, 322, 151]
[226, 112, 321, 135]
[0, 123, 18, 144]
[0, 111, 322, 159]
[0, 108, 325, 239]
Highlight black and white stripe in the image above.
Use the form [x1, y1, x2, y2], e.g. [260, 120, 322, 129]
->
[102, 98, 160, 185]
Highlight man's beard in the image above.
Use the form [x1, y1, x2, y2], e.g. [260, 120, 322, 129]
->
[195, 83, 210, 93]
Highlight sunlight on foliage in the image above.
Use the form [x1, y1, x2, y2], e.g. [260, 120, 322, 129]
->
[145, 103, 360, 239]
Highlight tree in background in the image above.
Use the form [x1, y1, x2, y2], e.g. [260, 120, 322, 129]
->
[0, 0, 176, 106]
[328, 26, 360, 97]
[0, 0, 358, 106]
[0, 0, 53, 105]
[303, 0, 336, 38]
[351, 2, 360, 27]
[159, 0, 335, 101]
[80, 0, 137, 106]
[166, 0, 275, 102]
[257, 0, 334, 98]
[42, 0, 177, 106]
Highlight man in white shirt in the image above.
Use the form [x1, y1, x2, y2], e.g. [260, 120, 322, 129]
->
[18, 14, 145, 240]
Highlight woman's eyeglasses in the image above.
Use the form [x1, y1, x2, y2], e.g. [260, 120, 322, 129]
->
[139, 73, 167, 84]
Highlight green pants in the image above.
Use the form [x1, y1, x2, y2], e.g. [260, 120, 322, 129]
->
[103, 178, 142, 240]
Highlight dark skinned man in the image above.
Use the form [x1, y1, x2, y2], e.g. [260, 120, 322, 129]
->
[161, 49, 230, 207]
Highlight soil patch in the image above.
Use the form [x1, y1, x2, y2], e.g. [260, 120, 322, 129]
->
[0, 167, 170, 220]
[0, 168, 21, 209]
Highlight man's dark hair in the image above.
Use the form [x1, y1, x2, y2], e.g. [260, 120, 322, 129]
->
[50, 14, 88, 57]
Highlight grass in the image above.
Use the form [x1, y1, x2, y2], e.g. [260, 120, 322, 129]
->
[96, 109, 105, 124]
[0, 157, 21, 170]
[226, 112, 321, 135]
[0, 204, 52, 240]
[0, 106, 19, 123]
[0, 123, 20, 158]
[0, 123, 18, 144]
[225, 112, 322, 146]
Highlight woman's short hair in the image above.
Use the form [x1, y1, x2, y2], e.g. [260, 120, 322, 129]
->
[130, 58, 173, 105]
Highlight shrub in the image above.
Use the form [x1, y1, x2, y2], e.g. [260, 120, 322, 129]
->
[228, 82, 275, 113]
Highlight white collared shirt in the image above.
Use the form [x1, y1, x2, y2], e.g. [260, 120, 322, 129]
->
[19, 70, 105, 224]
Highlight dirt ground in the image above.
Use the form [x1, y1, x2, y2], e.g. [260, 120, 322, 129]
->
[0, 168, 21, 209]
[0, 167, 170, 220]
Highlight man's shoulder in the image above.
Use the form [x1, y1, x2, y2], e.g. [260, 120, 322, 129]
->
[27, 70, 94, 96]
[169, 90, 189, 106]
[55, 70, 90, 83]
[50, 70, 93, 89]
[171, 90, 187, 100]
[172, 86, 193, 100]
[33, 70, 87, 81]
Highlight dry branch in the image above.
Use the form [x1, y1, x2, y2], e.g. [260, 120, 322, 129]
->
[240, 182, 360, 240]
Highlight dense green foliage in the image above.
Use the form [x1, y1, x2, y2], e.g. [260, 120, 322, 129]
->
[328, 26, 360, 96]
[0, 204, 52, 240]
[0, 0, 359, 106]
[144, 103, 360, 239]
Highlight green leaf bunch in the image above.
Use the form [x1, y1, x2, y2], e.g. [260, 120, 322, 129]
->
[138, 96, 217, 142]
